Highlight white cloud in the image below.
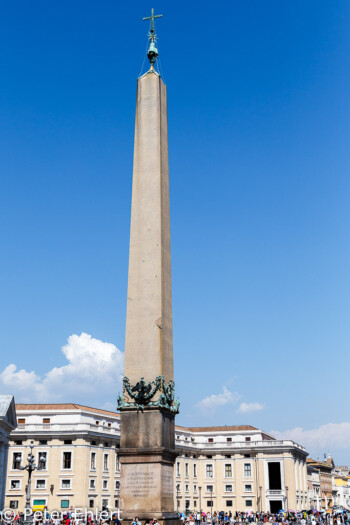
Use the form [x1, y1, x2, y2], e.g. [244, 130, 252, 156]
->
[196, 386, 241, 412]
[271, 422, 350, 453]
[238, 401, 264, 414]
[0, 333, 124, 405]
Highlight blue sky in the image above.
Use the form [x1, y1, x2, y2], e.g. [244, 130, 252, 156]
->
[0, 1, 350, 463]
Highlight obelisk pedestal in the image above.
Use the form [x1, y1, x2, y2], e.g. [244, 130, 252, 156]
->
[117, 59, 180, 525]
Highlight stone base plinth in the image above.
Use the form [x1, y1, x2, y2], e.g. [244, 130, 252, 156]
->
[119, 410, 178, 524]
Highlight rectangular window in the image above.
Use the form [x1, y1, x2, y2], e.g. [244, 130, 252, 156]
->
[102, 499, 109, 509]
[89, 479, 96, 489]
[193, 485, 197, 493]
[206, 485, 214, 492]
[64, 440, 72, 445]
[246, 500, 253, 507]
[225, 485, 233, 492]
[91, 452, 96, 470]
[185, 484, 189, 492]
[115, 455, 120, 472]
[206, 464, 213, 478]
[245, 484, 252, 492]
[185, 463, 189, 477]
[12, 453, 22, 470]
[39, 440, 47, 445]
[244, 463, 252, 477]
[89, 500, 94, 509]
[17, 418, 25, 426]
[207, 501, 213, 508]
[10, 480, 20, 489]
[62, 452, 72, 469]
[226, 501, 233, 507]
[61, 480, 71, 489]
[227, 437, 232, 442]
[115, 481, 120, 491]
[43, 418, 50, 424]
[115, 499, 119, 508]
[176, 463, 180, 476]
[103, 454, 109, 471]
[38, 452, 47, 470]
[208, 438, 214, 443]
[194, 501, 197, 508]
[225, 464, 232, 478]
[61, 500, 69, 509]
[245, 437, 251, 442]
[193, 464, 197, 478]
[10, 501, 19, 509]
[36, 480, 46, 489]
[103, 480, 108, 490]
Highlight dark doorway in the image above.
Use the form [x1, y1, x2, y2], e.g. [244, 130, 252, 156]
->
[268, 462, 282, 490]
[270, 500, 283, 513]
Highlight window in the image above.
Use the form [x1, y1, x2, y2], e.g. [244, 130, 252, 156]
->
[39, 440, 48, 445]
[43, 418, 50, 424]
[17, 418, 25, 427]
[206, 485, 214, 492]
[103, 480, 108, 490]
[38, 452, 47, 470]
[208, 438, 213, 443]
[194, 501, 197, 508]
[103, 454, 109, 471]
[185, 463, 189, 477]
[115, 499, 119, 508]
[245, 437, 251, 442]
[10, 480, 20, 489]
[176, 463, 180, 476]
[91, 452, 96, 470]
[12, 453, 22, 470]
[227, 437, 232, 443]
[206, 455, 212, 459]
[89, 500, 94, 509]
[207, 501, 213, 508]
[244, 454, 250, 458]
[61, 480, 71, 489]
[36, 480, 46, 489]
[225, 485, 233, 492]
[104, 442, 109, 447]
[206, 464, 213, 478]
[185, 500, 190, 510]
[193, 464, 197, 478]
[115, 455, 120, 472]
[64, 440, 72, 445]
[246, 500, 253, 507]
[115, 481, 120, 491]
[193, 484, 197, 493]
[9, 501, 18, 509]
[245, 484, 252, 492]
[225, 455, 231, 458]
[108, 423, 111, 428]
[89, 479, 96, 490]
[14, 440, 23, 445]
[96, 421, 99, 425]
[61, 500, 69, 509]
[102, 499, 109, 509]
[91, 440, 97, 446]
[244, 463, 252, 477]
[225, 464, 232, 478]
[185, 484, 189, 492]
[62, 452, 72, 469]
[226, 501, 233, 507]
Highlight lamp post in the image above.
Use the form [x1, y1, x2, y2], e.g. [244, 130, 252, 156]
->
[176, 484, 180, 513]
[20, 441, 46, 525]
[210, 486, 213, 514]
[199, 486, 202, 514]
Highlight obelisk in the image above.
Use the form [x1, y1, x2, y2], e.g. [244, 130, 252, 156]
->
[117, 10, 180, 525]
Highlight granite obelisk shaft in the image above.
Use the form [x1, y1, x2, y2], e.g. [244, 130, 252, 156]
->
[118, 69, 179, 525]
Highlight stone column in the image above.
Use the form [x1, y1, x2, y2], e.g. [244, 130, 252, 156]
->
[118, 68, 179, 525]
[0, 441, 9, 510]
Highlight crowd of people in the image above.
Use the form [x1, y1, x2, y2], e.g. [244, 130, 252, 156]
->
[3, 510, 350, 525]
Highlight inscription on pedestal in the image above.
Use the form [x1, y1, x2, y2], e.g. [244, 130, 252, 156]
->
[124, 470, 156, 498]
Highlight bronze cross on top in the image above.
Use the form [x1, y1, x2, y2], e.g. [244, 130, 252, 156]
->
[142, 8, 163, 34]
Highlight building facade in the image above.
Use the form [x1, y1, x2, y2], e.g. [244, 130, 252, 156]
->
[0, 395, 17, 510]
[307, 457, 335, 511]
[5, 404, 308, 514]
